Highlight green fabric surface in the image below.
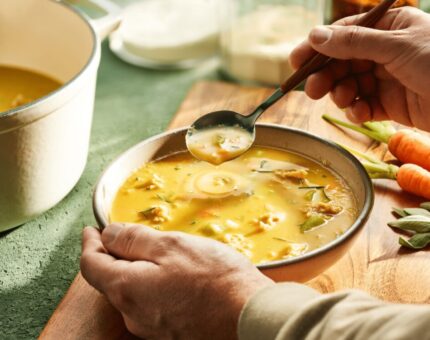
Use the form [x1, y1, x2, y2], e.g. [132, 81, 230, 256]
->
[0, 30, 219, 340]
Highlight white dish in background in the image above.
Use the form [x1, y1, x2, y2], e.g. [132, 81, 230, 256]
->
[109, 0, 221, 69]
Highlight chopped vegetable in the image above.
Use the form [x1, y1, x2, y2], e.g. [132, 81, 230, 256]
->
[275, 169, 308, 180]
[299, 186, 325, 189]
[304, 190, 317, 201]
[311, 202, 341, 215]
[140, 207, 155, 217]
[200, 223, 224, 236]
[300, 215, 325, 232]
[273, 237, 288, 242]
[156, 193, 173, 203]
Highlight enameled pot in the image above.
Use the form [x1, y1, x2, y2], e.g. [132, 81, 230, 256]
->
[0, 0, 120, 232]
[93, 125, 374, 282]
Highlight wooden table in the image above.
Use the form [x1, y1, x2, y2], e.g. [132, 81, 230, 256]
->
[40, 81, 430, 340]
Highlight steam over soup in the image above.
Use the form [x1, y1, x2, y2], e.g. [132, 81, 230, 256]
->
[0, 66, 62, 112]
[111, 147, 357, 264]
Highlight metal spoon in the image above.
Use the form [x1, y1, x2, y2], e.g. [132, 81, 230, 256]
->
[186, 0, 396, 162]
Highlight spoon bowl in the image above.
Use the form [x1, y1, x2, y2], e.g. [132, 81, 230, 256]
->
[186, 110, 256, 164]
[188, 109, 254, 132]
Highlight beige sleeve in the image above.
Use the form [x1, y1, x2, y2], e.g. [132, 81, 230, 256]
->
[238, 283, 430, 340]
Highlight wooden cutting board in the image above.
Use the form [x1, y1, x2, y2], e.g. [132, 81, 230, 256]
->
[40, 81, 430, 340]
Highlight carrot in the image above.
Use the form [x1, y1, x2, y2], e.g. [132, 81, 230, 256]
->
[323, 115, 430, 171]
[388, 130, 430, 171]
[397, 164, 430, 200]
[340, 144, 430, 200]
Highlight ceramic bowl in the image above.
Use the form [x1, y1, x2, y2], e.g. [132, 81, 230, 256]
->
[93, 124, 374, 282]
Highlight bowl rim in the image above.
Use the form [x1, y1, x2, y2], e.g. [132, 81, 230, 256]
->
[93, 123, 374, 270]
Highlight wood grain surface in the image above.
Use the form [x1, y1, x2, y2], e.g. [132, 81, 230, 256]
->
[40, 81, 430, 340]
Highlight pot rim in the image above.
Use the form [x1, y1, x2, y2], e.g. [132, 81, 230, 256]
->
[0, 0, 98, 120]
[93, 123, 374, 270]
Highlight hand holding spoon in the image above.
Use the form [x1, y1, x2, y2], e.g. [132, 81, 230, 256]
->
[186, 0, 397, 165]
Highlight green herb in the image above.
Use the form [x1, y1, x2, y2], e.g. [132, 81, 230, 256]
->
[399, 233, 430, 250]
[300, 215, 325, 232]
[254, 169, 274, 173]
[388, 215, 430, 233]
[304, 190, 316, 201]
[392, 207, 408, 217]
[190, 220, 197, 225]
[403, 208, 430, 217]
[273, 237, 288, 242]
[156, 193, 172, 203]
[420, 202, 430, 211]
[320, 188, 331, 202]
[140, 207, 155, 218]
[214, 134, 225, 146]
[174, 166, 181, 171]
[253, 160, 273, 173]
[298, 186, 325, 189]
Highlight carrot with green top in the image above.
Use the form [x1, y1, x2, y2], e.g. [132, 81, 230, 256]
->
[340, 144, 430, 200]
[323, 115, 430, 171]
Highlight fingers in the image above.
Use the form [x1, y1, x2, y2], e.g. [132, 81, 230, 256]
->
[345, 97, 389, 123]
[101, 223, 180, 263]
[289, 41, 315, 70]
[308, 24, 406, 64]
[80, 226, 121, 293]
[305, 68, 335, 99]
[333, 8, 404, 30]
[378, 79, 412, 126]
[332, 77, 358, 108]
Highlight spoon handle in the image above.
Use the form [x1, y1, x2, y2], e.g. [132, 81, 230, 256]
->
[245, 0, 397, 125]
[280, 0, 397, 94]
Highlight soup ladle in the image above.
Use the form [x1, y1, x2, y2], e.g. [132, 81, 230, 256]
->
[186, 0, 396, 162]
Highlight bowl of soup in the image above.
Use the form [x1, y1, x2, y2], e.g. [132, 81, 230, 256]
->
[93, 124, 373, 282]
[0, 0, 120, 231]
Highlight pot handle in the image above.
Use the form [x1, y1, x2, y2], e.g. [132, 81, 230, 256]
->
[62, 0, 122, 40]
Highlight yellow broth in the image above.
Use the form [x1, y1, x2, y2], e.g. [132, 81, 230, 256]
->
[110, 147, 357, 265]
[0, 66, 62, 112]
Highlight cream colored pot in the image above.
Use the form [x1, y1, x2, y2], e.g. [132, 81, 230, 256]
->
[0, 0, 120, 232]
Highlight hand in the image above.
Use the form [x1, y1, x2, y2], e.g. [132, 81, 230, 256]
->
[290, 7, 430, 131]
[81, 224, 273, 340]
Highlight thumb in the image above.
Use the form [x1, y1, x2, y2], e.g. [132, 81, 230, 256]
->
[308, 25, 404, 64]
[101, 223, 163, 262]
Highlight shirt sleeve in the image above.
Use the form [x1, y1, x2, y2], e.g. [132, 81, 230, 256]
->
[238, 283, 430, 340]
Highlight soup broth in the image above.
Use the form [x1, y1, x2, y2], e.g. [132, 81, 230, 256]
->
[0, 66, 62, 112]
[111, 147, 357, 264]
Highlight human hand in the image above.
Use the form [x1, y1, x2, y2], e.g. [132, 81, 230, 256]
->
[80, 224, 273, 340]
[290, 7, 430, 131]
